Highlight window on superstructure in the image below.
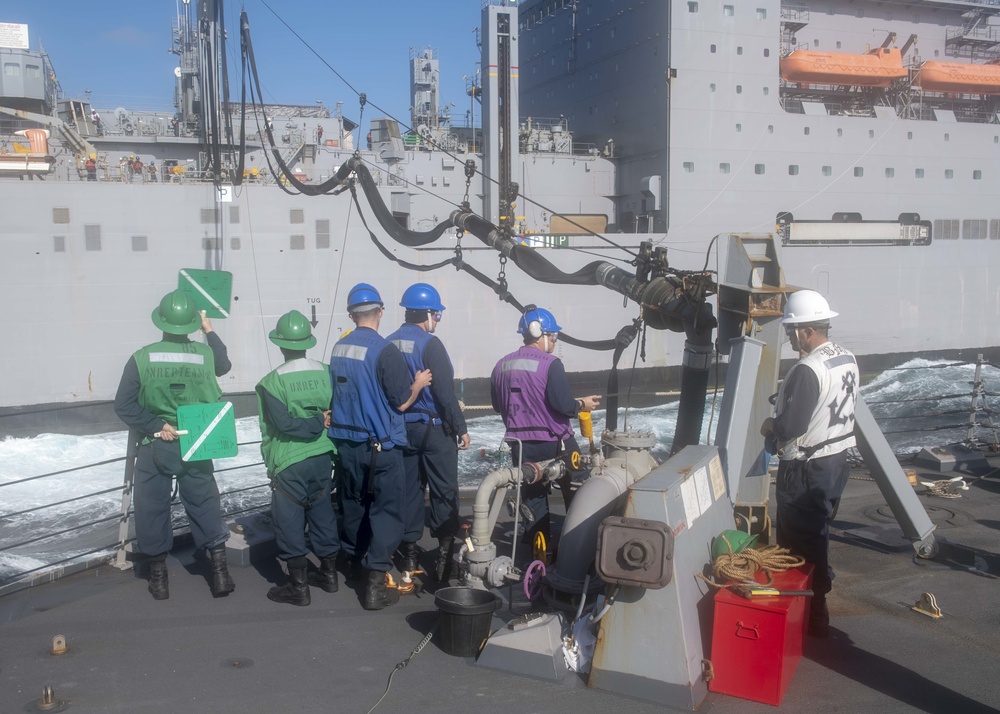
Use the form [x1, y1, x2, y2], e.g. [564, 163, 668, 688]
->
[737, 47, 743, 55]
[736, 123, 742, 132]
[736, 85, 743, 94]
[710, 83, 716, 92]
[231, 237, 241, 250]
[610, 27, 616, 38]
[822, 166, 832, 176]
[934, 50, 940, 57]
[52, 207, 70, 224]
[945, 169, 954, 179]
[788, 165, 799, 175]
[3, 63, 19, 77]
[587, 39, 592, 49]
[724, 5, 734, 16]
[756, 8, 766, 20]
[854, 167, 864, 177]
[934, 219, 958, 239]
[995, 136, 999, 143]
[764, 87, 770, 96]
[836, 42, 842, 49]
[826, 7, 834, 15]
[869, 130, 875, 139]
[290, 209, 305, 224]
[974, 170, 983, 180]
[915, 168, 924, 178]
[804, 127, 810, 135]
[230, 206, 240, 224]
[720, 163, 731, 173]
[84, 225, 101, 252]
[964, 220, 988, 240]
[885, 11, 892, 21]
[885, 168, 895, 178]
[855, 9, 864, 18]
[688, 1, 698, 12]
[290, 235, 305, 250]
[25, 64, 40, 78]
[131, 236, 147, 252]
[944, 133, 949, 142]
[317, 219, 331, 249]
[683, 162, 695, 173]
[914, 14, 920, 23]
[711, 44, 717, 53]
[992, 220, 1000, 240]
[837, 129, 843, 137]
[755, 164, 765, 174]
[764, 48, 770, 57]
[53, 236, 66, 253]
[908, 132, 913, 140]
[814, 39, 820, 47]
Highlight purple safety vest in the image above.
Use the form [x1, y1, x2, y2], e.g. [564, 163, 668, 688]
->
[491, 346, 572, 442]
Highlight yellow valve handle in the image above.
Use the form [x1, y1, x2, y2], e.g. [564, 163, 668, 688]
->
[533, 531, 549, 565]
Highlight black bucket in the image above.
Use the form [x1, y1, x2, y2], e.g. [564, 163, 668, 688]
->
[434, 587, 502, 657]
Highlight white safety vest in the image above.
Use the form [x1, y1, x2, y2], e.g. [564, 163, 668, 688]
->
[776, 341, 859, 461]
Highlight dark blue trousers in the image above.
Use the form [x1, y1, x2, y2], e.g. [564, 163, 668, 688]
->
[402, 422, 460, 543]
[270, 453, 341, 562]
[510, 437, 582, 543]
[133, 441, 229, 557]
[775, 452, 851, 597]
[334, 440, 404, 572]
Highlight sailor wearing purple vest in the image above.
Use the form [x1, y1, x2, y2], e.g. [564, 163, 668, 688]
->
[490, 306, 601, 545]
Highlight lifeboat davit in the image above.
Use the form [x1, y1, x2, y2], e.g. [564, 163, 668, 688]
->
[780, 47, 907, 88]
[915, 61, 1000, 94]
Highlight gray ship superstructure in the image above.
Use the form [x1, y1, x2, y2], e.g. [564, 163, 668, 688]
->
[2, 0, 999, 435]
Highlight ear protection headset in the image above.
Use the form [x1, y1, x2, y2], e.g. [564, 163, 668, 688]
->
[523, 305, 543, 339]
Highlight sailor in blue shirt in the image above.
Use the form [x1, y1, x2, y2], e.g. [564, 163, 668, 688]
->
[328, 283, 431, 610]
[387, 283, 470, 587]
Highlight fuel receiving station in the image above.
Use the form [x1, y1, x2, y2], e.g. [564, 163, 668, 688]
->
[435, 232, 938, 709]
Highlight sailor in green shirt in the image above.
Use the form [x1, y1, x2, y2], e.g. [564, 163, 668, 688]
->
[114, 290, 235, 601]
[256, 310, 340, 606]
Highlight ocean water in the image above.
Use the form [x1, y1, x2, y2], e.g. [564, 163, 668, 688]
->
[2, 358, 997, 582]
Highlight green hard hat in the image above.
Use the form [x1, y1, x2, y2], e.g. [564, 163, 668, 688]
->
[711, 530, 759, 561]
[151, 290, 200, 335]
[269, 310, 316, 349]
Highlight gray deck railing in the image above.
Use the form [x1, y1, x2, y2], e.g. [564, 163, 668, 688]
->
[0, 433, 270, 597]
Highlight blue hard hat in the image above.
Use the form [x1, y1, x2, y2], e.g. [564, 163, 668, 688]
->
[399, 283, 445, 311]
[346, 282, 383, 312]
[517, 306, 561, 337]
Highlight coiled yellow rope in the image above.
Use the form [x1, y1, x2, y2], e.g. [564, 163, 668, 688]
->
[698, 533, 805, 589]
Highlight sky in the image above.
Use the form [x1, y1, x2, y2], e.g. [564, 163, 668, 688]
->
[2, 0, 486, 128]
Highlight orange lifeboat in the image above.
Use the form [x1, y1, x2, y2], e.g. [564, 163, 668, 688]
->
[780, 47, 907, 88]
[915, 61, 1000, 94]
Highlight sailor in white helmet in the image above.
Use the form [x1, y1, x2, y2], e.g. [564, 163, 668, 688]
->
[760, 290, 859, 639]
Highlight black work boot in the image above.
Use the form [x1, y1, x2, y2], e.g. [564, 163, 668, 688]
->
[363, 569, 400, 611]
[208, 545, 235, 598]
[808, 595, 830, 638]
[268, 558, 311, 606]
[399, 541, 420, 573]
[434, 535, 455, 583]
[338, 551, 363, 584]
[148, 556, 169, 600]
[308, 555, 339, 593]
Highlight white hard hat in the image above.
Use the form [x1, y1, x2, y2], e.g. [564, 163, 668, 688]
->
[781, 289, 838, 325]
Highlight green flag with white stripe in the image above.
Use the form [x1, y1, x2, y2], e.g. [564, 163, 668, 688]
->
[177, 401, 238, 461]
[177, 269, 232, 319]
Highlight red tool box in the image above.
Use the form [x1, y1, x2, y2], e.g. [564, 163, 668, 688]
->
[708, 564, 814, 706]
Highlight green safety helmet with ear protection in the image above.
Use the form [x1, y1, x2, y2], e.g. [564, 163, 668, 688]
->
[711, 529, 759, 560]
